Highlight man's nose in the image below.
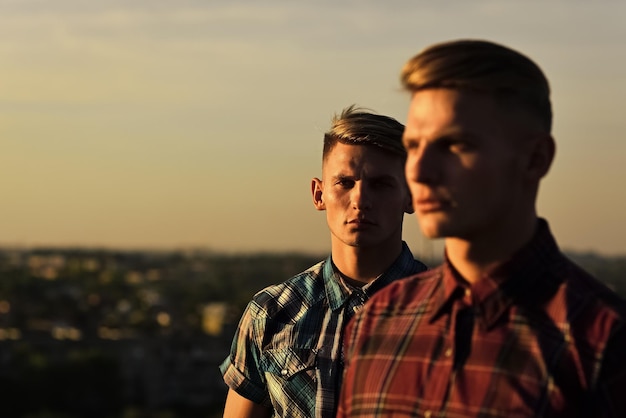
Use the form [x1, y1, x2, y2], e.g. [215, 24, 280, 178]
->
[406, 147, 439, 185]
[351, 182, 372, 210]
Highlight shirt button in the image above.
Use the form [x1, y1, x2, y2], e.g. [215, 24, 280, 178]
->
[444, 348, 453, 358]
[464, 288, 471, 297]
[280, 369, 288, 376]
[424, 411, 432, 418]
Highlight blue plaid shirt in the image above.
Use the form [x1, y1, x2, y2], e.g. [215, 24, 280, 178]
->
[220, 242, 427, 418]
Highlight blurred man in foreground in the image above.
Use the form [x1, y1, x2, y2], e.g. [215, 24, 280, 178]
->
[338, 40, 626, 418]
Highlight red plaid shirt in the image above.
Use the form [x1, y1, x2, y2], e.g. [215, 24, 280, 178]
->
[338, 220, 626, 418]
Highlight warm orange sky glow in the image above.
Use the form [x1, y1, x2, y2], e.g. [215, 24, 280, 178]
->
[2, 1, 626, 256]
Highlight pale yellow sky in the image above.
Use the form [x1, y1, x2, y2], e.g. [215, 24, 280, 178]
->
[2, 0, 626, 256]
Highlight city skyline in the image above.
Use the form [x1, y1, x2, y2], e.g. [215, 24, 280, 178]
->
[2, 0, 626, 255]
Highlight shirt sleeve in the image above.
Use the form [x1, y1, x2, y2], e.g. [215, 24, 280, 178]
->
[219, 299, 271, 406]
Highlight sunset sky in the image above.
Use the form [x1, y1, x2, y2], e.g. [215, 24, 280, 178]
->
[2, 0, 626, 256]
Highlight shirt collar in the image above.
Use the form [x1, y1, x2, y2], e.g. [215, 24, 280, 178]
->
[431, 218, 564, 329]
[324, 241, 418, 311]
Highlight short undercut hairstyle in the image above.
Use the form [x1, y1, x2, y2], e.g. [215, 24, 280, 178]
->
[401, 39, 552, 132]
[323, 105, 406, 160]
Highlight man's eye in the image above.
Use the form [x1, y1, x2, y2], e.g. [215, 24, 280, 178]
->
[447, 140, 472, 153]
[403, 139, 420, 151]
[337, 179, 353, 187]
[372, 180, 393, 188]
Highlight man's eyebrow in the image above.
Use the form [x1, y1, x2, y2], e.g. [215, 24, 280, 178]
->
[330, 174, 397, 183]
[366, 174, 399, 184]
[439, 128, 480, 139]
[330, 173, 353, 181]
[370, 173, 396, 179]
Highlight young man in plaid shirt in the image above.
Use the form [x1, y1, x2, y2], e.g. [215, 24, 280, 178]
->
[220, 105, 427, 418]
[338, 40, 626, 418]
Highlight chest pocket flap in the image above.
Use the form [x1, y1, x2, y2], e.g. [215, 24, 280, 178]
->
[262, 347, 317, 380]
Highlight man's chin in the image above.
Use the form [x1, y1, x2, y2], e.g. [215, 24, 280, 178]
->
[345, 235, 380, 249]
[418, 221, 449, 239]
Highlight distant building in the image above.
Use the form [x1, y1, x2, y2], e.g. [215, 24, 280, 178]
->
[202, 303, 228, 336]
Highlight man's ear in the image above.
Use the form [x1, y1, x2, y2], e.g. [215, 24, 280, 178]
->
[311, 178, 325, 211]
[526, 134, 556, 180]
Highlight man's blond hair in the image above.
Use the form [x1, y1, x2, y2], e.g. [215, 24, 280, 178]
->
[401, 39, 552, 132]
[323, 105, 406, 160]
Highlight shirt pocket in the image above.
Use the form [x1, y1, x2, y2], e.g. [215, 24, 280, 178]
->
[261, 347, 318, 380]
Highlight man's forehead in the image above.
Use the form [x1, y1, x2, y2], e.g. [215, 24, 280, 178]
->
[405, 89, 500, 134]
[323, 160, 404, 181]
[324, 143, 401, 162]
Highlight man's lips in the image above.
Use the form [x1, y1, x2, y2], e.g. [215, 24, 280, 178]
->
[347, 218, 375, 226]
[415, 198, 450, 213]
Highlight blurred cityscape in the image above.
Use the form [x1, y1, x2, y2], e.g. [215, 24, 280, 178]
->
[0, 246, 624, 418]
[0, 247, 325, 418]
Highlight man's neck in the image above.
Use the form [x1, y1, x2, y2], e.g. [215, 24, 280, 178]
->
[331, 241, 403, 284]
[445, 215, 538, 284]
